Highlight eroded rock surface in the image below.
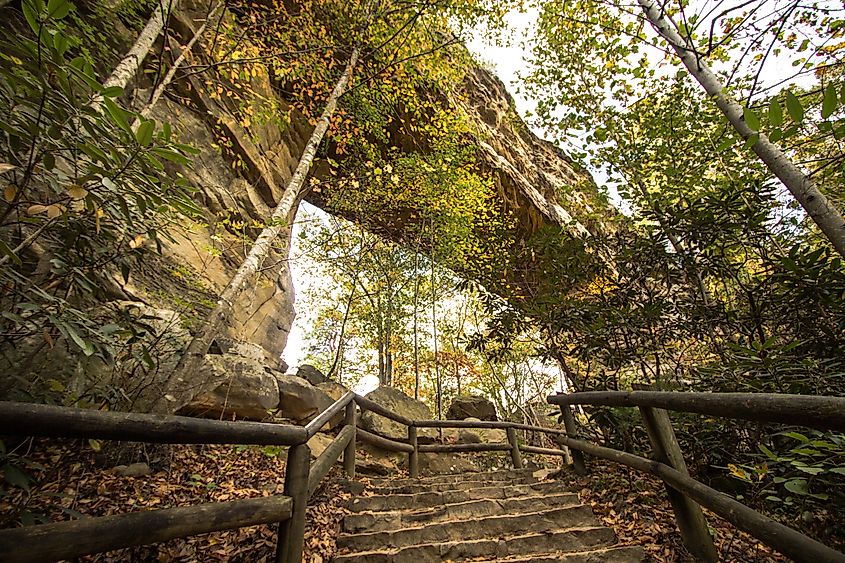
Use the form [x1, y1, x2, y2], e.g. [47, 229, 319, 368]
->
[359, 386, 432, 441]
[275, 374, 341, 428]
[447, 395, 498, 421]
[176, 354, 279, 421]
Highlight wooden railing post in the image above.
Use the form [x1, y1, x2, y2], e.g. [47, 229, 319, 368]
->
[559, 404, 587, 475]
[408, 425, 419, 478]
[343, 401, 356, 479]
[506, 426, 523, 469]
[276, 443, 310, 563]
[637, 398, 717, 562]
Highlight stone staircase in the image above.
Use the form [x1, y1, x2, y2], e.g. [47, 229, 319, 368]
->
[333, 469, 647, 562]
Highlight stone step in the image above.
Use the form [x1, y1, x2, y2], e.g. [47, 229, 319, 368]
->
[344, 492, 579, 533]
[472, 545, 648, 562]
[366, 468, 536, 488]
[348, 480, 571, 513]
[332, 526, 618, 563]
[367, 473, 537, 494]
[337, 505, 597, 552]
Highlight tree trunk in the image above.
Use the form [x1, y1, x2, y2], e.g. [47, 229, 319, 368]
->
[134, 2, 224, 126]
[431, 245, 441, 419]
[160, 14, 370, 411]
[327, 282, 355, 382]
[412, 249, 420, 400]
[638, 0, 845, 258]
[104, 0, 179, 92]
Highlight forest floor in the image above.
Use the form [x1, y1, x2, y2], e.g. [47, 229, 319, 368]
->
[0, 439, 791, 562]
[0, 438, 347, 562]
[557, 458, 786, 562]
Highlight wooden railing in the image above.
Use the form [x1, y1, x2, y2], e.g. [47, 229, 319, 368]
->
[0, 390, 570, 562]
[547, 389, 845, 563]
[1, 389, 843, 562]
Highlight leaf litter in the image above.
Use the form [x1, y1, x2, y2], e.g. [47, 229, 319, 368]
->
[0, 438, 349, 562]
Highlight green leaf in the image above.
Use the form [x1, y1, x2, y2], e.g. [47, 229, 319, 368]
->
[768, 99, 783, 127]
[22, 1, 42, 35]
[785, 91, 804, 124]
[743, 107, 760, 131]
[100, 86, 123, 98]
[716, 136, 734, 151]
[135, 120, 155, 147]
[3, 464, 31, 492]
[794, 465, 824, 475]
[743, 133, 759, 149]
[829, 467, 845, 475]
[784, 478, 808, 495]
[46, 0, 71, 19]
[64, 323, 94, 356]
[103, 98, 131, 133]
[822, 83, 838, 119]
[758, 444, 777, 460]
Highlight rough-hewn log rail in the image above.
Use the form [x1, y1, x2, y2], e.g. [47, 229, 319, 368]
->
[555, 435, 845, 563]
[2, 389, 843, 563]
[0, 401, 309, 445]
[354, 394, 414, 426]
[304, 391, 355, 438]
[548, 391, 845, 431]
[0, 495, 293, 563]
[308, 424, 355, 498]
[356, 427, 414, 452]
[414, 418, 565, 434]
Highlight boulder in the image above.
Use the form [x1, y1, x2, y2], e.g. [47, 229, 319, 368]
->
[275, 374, 341, 428]
[207, 338, 266, 363]
[446, 395, 497, 421]
[307, 433, 336, 458]
[359, 386, 431, 441]
[177, 354, 279, 421]
[316, 380, 348, 402]
[295, 364, 327, 386]
[459, 417, 507, 444]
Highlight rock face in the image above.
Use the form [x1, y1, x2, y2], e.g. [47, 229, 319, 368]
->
[274, 374, 341, 428]
[4, 4, 612, 408]
[447, 395, 498, 421]
[316, 380, 348, 402]
[295, 364, 327, 386]
[458, 418, 507, 444]
[360, 386, 431, 441]
[176, 354, 279, 421]
[129, 4, 606, 377]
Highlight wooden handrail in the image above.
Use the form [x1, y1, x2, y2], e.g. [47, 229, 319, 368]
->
[6, 388, 841, 563]
[548, 390, 845, 431]
[549, 391, 845, 562]
[0, 401, 309, 445]
[304, 391, 355, 438]
[413, 418, 565, 435]
[356, 427, 414, 452]
[307, 425, 355, 498]
[354, 394, 414, 426]
[555, 434, 845, 563]
[0, 495, 293, 563]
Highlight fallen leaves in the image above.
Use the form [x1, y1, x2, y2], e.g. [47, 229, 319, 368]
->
[552, 459, 786, 562]
[0, 438, 350, 562]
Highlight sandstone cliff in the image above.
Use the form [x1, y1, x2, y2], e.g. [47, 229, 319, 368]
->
[1, 0, 612, 391]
